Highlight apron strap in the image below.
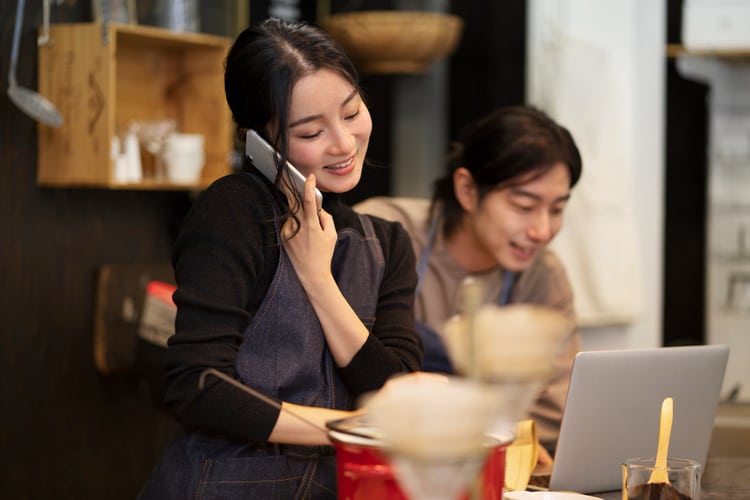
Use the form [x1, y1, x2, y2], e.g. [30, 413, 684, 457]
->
[415, 213, 440, 295]
[498, 270, 517, 306]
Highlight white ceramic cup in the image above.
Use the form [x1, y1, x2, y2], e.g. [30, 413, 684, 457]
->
[162, 133, 205, 184]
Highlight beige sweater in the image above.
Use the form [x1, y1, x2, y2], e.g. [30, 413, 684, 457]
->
[355, 196, 581, 448]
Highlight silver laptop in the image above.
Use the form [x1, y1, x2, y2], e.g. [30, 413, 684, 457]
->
[544, 344, 729, 494]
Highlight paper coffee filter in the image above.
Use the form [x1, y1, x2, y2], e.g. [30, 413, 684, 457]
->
[363, 375, 496, 461]
[473, 304, 573, 381]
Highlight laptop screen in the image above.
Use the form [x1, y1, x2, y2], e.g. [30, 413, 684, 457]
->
[547, 344, 729, 494]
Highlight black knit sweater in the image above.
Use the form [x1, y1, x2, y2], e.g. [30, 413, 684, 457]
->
[164, 170, 422, 442]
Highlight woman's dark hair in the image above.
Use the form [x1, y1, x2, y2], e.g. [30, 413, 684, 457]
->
[224, 18, 362, 225]
[431, 105, 583, 238]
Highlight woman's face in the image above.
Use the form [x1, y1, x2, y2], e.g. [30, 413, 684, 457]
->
[465, 163, 572, 272]
[283, 68, 372, 193]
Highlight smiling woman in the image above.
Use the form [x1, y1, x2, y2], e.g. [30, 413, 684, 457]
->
[136, 17, 422, 500]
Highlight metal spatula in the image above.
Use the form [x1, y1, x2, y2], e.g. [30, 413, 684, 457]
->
[7, 0, 63, 127]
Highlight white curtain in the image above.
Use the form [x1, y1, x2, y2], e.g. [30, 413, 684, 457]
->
[527, 0, 643, 327]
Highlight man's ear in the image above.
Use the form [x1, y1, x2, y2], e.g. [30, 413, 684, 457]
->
[453, 167, 478, 212]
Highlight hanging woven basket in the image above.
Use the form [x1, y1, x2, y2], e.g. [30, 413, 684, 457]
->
[320, 11, 464, 75]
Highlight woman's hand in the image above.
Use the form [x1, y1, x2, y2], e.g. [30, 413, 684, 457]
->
[280, 174, 369, 366]
[281, 174, 337, 287]
[269, 403, 356, 445]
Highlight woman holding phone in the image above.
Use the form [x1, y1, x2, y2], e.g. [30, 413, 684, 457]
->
[139, 18, 422, 499]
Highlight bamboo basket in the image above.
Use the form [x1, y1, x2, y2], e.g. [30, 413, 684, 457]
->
[320, 11, 464, 75]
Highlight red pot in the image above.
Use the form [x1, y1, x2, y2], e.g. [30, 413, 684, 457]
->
[331, 430, 408, 500]
[329, 420, 513, 500]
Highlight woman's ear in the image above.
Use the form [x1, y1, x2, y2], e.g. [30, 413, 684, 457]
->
[453, 167, 479, 212]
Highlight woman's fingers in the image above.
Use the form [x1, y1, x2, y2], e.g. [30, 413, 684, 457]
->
[317, 208, 334, 233]
[280, 215, 297, 240]
[282, 174, 332, 241]
[303, 174, 322, 222]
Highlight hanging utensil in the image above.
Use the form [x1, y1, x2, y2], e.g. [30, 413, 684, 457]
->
[7, 0, 63, 127]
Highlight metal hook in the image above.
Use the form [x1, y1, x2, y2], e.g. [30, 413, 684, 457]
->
[37, 0, 62, 46]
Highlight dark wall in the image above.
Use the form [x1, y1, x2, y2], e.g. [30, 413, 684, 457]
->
[663, 0, 709, 346]
[449, 1, 527, 139]
[0, 2, 526, 499]
[1, 2, 182, 498]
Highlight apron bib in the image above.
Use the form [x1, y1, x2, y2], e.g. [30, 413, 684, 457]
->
[140, 174, 385, 500]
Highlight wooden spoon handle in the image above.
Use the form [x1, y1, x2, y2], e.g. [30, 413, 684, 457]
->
[649, 397, 674, 484]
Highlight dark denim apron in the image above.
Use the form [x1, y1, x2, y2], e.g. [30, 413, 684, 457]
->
[415, 214, 516, 374]
[139, 173, 384, 499]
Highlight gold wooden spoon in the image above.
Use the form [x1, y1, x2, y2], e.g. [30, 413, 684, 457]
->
[648, 397, 674, 485]
[628, 397, 693, 499]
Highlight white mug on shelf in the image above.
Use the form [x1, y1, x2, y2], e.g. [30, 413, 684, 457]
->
[162, 133, 205, 184]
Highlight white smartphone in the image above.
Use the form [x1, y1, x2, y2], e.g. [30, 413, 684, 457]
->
[245, 129, 323, 212]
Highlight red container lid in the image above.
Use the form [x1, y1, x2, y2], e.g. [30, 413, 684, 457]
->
[146, 280, 176, 306]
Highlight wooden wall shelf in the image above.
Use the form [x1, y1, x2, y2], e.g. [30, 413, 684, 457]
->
[37, 23, 233, 189]
[667, 43, 750, 59]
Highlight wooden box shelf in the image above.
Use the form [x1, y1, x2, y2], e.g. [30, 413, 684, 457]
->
[38, 23, 233, 189]
[666, 43, 750, 59]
